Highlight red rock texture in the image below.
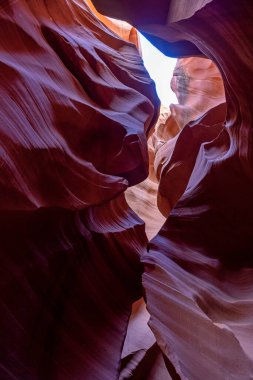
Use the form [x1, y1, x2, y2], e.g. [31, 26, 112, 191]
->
[85, 0, 141, 52]
[2, 0, 253, 379]
[145, 57, 225, 217]
[94, 1, 253, 379]
[1, 200, 146, 380]
[170, 57, 225, 129]
[124, 56, 227, 379]
[0, 1, 159, 379]
[0, 0, 159, 211]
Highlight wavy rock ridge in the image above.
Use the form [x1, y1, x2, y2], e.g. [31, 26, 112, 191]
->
[0, 1, 159, 379]
[94, 1, 253, 379]
[1, 0, 253, 379]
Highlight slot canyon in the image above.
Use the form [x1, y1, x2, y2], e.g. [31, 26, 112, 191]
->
[0, 1, 253, 379]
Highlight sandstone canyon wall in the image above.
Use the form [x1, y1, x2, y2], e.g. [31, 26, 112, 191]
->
[0, 1, 159, 379]
[1, 0, 253, 379]
[93, 0, 253, 379]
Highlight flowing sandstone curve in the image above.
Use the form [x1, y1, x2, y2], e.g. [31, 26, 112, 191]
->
[169, 57, 225, 130]
[1, 197, 147, 380]
[85, 0, 141, 52]
[0, 1, 160, 379]
[124, 55, 226, 377]
[93, 1, 253, 379]
[0, 0, 159, 210]
[154, 57, 226, 216]
[125, 107, 170, 242]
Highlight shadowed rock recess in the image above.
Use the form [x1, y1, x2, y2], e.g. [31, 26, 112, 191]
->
[1, 0, 253, 379]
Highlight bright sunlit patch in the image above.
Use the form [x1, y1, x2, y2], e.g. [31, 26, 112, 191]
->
[139, 33, 178, 107]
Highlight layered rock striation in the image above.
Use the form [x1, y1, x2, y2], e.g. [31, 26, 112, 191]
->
[0, 1, 159, 379]
[2, 0, 253, 379]
[94, 1, 253, 379]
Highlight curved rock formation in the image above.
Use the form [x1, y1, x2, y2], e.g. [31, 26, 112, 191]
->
[0, 0, 159, 211]
[154, 57, 226, 216]
[125, 107, 169, 241]
[93, 1, 253, 379]
[0, 1, 159, 379]
[170, 57, 225, 129]
[1, 198, 146, 380]
[2, 0, 253, 378]
[124, 55, 227, 378]
[85, 0, 141, 51]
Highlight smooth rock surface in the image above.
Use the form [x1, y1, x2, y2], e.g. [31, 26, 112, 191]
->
[93, 1, 253, 379]
[0, 1, 159, 379]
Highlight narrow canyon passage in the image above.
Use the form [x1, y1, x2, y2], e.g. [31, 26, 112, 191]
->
[1, 1, 253, 380]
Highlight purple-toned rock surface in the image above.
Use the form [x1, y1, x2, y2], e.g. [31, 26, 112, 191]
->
[2, 0, 253, 379]
[0, 1, 159, 379]
[0, 0, 159, 210]
[94, 1, 253, 379]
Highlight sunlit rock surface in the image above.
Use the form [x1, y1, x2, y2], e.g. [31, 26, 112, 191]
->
[85, 0, 141, 51]
[94, 1, 253, 379]
[170, 57, 225, 129]
[125, 107, 169, 242]
[0, 1, 160, 379]
[154, 57, 226, 216]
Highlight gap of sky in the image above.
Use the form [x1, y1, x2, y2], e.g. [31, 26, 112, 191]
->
[139, 33, 178, 107]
